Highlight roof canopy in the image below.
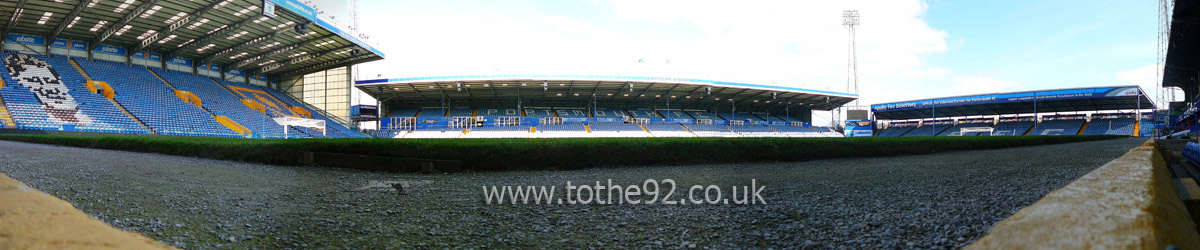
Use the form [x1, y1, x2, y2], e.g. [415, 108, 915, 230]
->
[1163, 0, 1200, 102]
[0, 0, 383, 79]
[871, 86, 1155, 120]
[356, 75, 858, 111]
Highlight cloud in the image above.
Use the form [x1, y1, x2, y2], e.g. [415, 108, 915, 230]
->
[1116, 64, 1168, 108]
[356, 0, 953, 106]
[947, 73, 1020, 96]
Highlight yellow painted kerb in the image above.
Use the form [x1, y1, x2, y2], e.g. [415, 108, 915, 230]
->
[0, 173, 175, 249]
[966, 139, 1200, 249]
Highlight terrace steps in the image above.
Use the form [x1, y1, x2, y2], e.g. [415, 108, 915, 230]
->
[146, 68, 250, 136]
[108, 98, 154, 134]
[67, 59, 92, 80]
[0, 94, 15, 129]
[68, 59, 154, 134]
[208, 78, 243, 98]
[1134, 121, 1141, 137]
[1077, 121, 1089, 135]
[145, 68, 180, 90]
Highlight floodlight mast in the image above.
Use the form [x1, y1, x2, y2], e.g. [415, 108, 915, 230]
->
[843, 10, 860, 106]
[1158, 0, 1173, 109]
[834, 9, 861, 128]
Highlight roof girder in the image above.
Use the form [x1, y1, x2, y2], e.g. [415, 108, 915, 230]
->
[165, 13, 257, 60]
[47, 0, 86, 43]
[134, 0, 223, 53]
[90, 0, 159, 51]
[0, 0, 29, 41]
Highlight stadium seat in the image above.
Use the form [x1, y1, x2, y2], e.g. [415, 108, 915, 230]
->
[554, 108, 591, 118]
[683, 124, 739, 137]
[71, 57, 239, 137]
[901, 123, 952, 137]
[728, 124, 781, 137]
[1081, 117, 1136, 136]
[1029, 119, 1086, 136]
[643, 123, 693, 137]
[990, 121, 1036, 136]
[591, 108, 628, 119]
[937, 122, 994, 136]
[533, 124, 590, 138]
[462, 125, 532, 138]
[588, 122, 652, 137]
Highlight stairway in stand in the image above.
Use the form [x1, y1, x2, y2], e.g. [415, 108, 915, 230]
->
[0, 94, 15, 129]
[69, 58, 155, 134]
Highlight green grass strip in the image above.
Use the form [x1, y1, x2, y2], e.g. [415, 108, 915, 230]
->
[0, 134, 1125, 171]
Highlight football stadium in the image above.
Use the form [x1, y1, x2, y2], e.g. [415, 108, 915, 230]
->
[0, 0, 1198, 249]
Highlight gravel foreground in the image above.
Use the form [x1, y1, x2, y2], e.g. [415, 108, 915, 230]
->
[0, 138, 1144, 249]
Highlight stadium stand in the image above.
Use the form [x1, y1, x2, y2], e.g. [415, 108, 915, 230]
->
[389, 108, 420, 118]
[1185, 142, 1200, 167]
[774, 114, 803, 123]
[990, 120, 1036, 136]
[1029, 117, 1086, 136]
[534, 124, 590, 138]
[729, 124, 779, 137]
[477, 107, 522, 117]
[370, 129, 405, 139]
[937, 121, 994, 136]
[768, 125, 826, 137]
[418, 107, 446, 118]
[152, 68, 291, 138]
[462, 126, 532, 138]
[1082, 117, 1136, 136]
[873, 86, 1152, 138]
[403, 127, 464, 139]
[876, 123, 917, 137]
[0, 53, 149, 134]
[0, 0, 383, 139]
[901, 122, 952, 137]
[555, 108, 591, 118]
[626, 109, 661, 119]
[658, 110, 690, 120]
[686, 110, 719, 120]
[249, 84, 367, 138]
[808, 126, 843, 137]
[643, 123, 693, 137]
[592, 108, 627, 118]
[730, 112, 764, 122]
[524, 107, 556, 118]
[73, 58, 240, 137]
[589, 122, 653, 137]
[684, 124, 739, 137]
[448, 107, 475, 117]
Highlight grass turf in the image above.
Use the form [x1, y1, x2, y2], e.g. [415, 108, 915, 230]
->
[0, 134, 1125, 171]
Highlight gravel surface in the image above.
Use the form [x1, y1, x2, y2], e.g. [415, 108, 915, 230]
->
[0, 138, 1144, 249]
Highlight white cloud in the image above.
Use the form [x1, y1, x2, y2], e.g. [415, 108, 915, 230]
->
[1116, 64, 1170, 108]
[947, 73, 1020, 96]
[356, 0, 953, 106]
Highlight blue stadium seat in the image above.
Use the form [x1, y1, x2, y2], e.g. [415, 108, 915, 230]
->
[554, 108, 590, 118]
[877, 126, 916, 137]
[1029, 119, 1086, 136]
[990, 121, 1035, 136]
[71, 57, 239, 137]
[937, 122, 994, 136]
[1081, 118, 1136, 136]
[0, 53, 150, 134]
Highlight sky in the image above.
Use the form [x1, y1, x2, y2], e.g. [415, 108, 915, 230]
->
[349, 0, 1165, 122]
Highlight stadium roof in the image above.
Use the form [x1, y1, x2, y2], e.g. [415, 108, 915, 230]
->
[871, 86, 1155, 120]
[0, 0, 383, 79]
[355, 75, 858, 111]
[1164, 0, 1200, 102]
